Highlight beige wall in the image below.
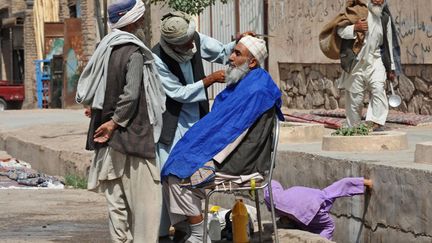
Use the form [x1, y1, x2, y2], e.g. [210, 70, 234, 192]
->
[150, 2, 170, 47]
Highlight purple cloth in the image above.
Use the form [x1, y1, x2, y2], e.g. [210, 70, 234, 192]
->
[264, 177, 365, 240]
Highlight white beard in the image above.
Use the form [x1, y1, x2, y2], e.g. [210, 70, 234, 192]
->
[225, 62, 249, 86]
[368, 3, 383, 17]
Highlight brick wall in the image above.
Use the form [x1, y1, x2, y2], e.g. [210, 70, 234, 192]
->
[79, 0, 97, 62]
[23, 7, 37, 108]
[0, 0, 10, 11]
[10, 0, 26, 14]
[59, 0, 69, 20]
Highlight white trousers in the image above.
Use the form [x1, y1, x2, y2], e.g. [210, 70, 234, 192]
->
[162, 176, 205, 225]
[96, 150, 162, 243]
[344, 59, 389, 127]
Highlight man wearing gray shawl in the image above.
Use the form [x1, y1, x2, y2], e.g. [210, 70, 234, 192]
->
[75, 0, 165, 242]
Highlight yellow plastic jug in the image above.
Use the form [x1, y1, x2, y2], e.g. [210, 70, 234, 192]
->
[232, 199, 250, 243]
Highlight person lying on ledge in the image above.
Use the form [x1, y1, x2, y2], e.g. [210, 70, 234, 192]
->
[264, 177, 373, 240]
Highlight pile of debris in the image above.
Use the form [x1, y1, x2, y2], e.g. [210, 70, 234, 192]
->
[0, 157, 64, 189]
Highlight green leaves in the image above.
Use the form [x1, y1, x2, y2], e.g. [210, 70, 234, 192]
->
[332, 123, 371, 136]
[151, 0, 229, 15]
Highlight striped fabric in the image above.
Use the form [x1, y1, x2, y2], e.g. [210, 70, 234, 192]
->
[112, 52, 143, 127]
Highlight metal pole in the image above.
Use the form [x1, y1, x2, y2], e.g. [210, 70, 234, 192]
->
[263, 0, 269, 70]
[103, 0, 108, 36]
[234, 0, 240, 35]
[9, 28, 13, 83]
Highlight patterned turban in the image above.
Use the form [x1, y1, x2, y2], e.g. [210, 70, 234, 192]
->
[239, 35, 268, 65]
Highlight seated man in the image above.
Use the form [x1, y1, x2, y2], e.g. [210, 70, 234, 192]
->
[161, 36, 284, 242]
[264, 177, 373, 240]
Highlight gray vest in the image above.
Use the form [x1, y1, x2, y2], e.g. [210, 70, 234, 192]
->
[86, 43, 155, 159]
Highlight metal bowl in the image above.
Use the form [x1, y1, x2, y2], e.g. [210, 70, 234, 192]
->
[389, 94, 402, 108]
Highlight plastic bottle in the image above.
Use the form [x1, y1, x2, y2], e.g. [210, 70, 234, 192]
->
[232, 199, 250, 243]
[208, 206, 222, 241]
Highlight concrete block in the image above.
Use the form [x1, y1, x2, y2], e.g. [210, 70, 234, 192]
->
[277, 229, 334, 243]
[415, 141, 432, 164]
[322, 131, 409, 152]
[279, 122, 325, 144]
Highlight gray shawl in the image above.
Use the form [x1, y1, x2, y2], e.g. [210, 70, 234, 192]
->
[76, 29, 166, 143]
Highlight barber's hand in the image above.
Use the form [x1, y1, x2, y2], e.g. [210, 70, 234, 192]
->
[387, 71, 396, 81]
[236, 31, 257, 42]
[354, 19, 368, 32]
[203, 70, 225, 87]
[94, 120, 118, 143]
[84, 107, 91, 118]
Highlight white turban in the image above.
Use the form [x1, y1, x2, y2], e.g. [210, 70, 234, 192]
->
[108, 0, 145, 29]
[160, 11, 196, 45]
[239, 36, 268, 65]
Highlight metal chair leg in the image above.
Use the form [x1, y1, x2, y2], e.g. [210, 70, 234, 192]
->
[203, 190, 214, 243]
[268, 183, 279, 243]
[255, 190, 263, 243]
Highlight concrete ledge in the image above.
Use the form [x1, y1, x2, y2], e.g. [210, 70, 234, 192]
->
[274, 150, 432, 243]
[322, 131, 409, 152]
[279, 122, 325, 144]
[415, 141, 432, 164]
[277, 229, 334, 243]
[0, 123, 92, 177]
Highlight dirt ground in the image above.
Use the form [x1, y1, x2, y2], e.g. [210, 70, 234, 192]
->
[0, 189, 110, 243]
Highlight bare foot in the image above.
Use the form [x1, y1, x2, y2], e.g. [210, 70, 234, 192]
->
[364, 179, 373, 190]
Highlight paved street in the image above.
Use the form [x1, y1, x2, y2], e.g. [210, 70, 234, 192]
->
[0, 189, 110, 243]
[1, 109, 431, 242]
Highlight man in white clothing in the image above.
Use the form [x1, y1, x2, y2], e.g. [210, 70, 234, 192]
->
[337, 0, 401, 130]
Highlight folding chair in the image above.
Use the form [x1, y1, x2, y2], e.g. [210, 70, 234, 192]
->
[203, 115, 280, 243]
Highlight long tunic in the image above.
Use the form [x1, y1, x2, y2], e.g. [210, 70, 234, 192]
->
[337, 10, 395, 93]
[153, 33, 235, 169]
[264, 177, 365, 240]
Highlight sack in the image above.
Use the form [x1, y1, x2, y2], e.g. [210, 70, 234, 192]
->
[318, 0, 368, 60]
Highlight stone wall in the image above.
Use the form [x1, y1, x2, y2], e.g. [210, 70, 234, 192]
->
[279, 63, 432, 115]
